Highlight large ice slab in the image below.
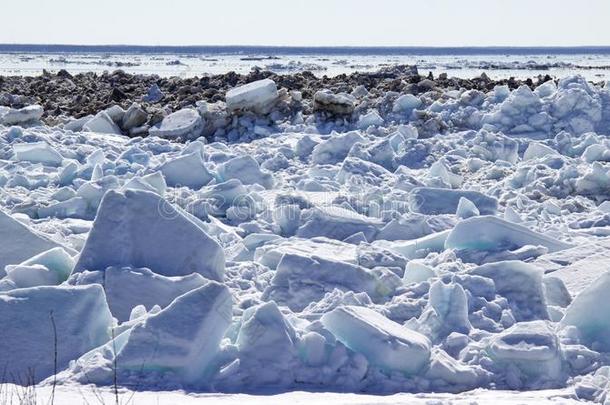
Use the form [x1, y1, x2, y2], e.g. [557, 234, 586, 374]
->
[0, 285, 112, 383]
[445, 216, 572, 254]
[233, 301, 297, 386]
[73, 190, 225, 281]
[226, 79, 279, 114]
[322, 306, 431, 374]
[409, 187, 498, 215]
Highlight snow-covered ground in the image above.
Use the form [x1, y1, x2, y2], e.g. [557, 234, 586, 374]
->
[0, 384, 583, 404]
[1, 72, 610, 403]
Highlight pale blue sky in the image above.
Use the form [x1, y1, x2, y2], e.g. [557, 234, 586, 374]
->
[3, 0, 609, 46]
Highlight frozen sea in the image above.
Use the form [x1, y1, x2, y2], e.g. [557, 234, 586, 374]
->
[2, 44, 610, 80]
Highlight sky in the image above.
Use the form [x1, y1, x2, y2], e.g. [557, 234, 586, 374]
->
[2, 0, 609, 47]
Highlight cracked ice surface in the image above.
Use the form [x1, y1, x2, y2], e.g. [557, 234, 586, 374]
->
[0, 75, 609, 403]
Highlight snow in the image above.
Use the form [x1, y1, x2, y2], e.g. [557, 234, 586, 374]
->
[73, 189, 225, 281]
[321, 306, 431, 374]
[226, 79, 279, 114]
[0, 386, 583, 404]
[0, 285, 112, 383]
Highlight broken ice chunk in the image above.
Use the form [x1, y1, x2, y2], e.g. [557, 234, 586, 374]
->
[0, 209, 72, 276]
[226, 79, 279, 114]
[486, 321, 563, 383]
[410, 187, 497, 215]
[235, 301, 297, 385]
[523, 142, 559, 161]
[159, 152, 214, 189]
[312, 131, 365, 165]
[149, 108, 203, 139]
[356, 110, 384, 129]
[265, 253, 397, 311]
[70, 267, 208, 322]
[470, 260, 549, 322]
[297, 205, 382, 242]
[13, 141, 63, 166]
[456, 197, 480, 219]
[218, 155, 273, 189]
[0, 104, 43, 125]
[82, 111, 123, 135]
[313, 90, 355, 115]
[561, 272, 610, 352]
[393, 94, 422, 113]
[117, 282, 232, 384]
[414, 280, 472, 341]
[321, 305, 431, 374]
[3, 247, 75, 288]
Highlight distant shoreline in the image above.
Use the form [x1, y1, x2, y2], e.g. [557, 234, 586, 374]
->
[2, 44, 610, 55]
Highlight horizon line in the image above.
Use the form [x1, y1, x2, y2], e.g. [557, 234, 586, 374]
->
[2, 43, 610, 49]
[2, 43, 610, 56]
